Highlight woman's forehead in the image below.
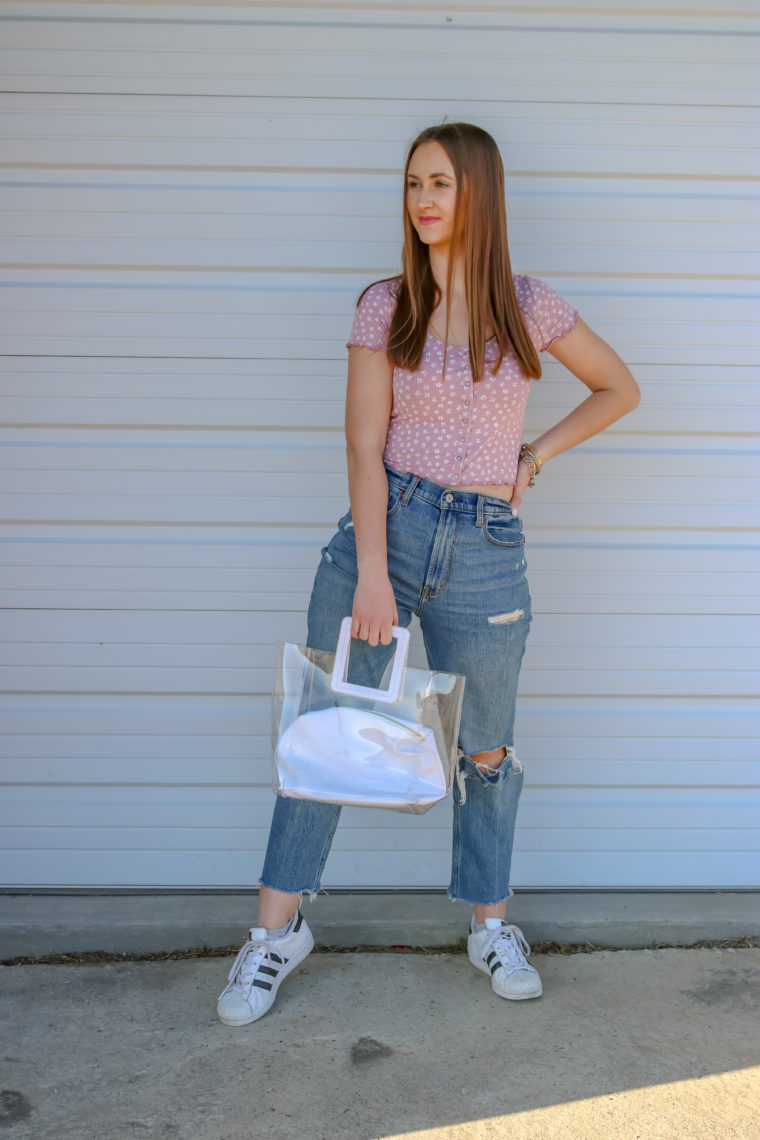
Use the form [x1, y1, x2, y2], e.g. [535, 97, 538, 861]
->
[407, 141, 456, 179]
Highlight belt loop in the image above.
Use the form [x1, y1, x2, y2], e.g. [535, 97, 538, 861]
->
[401, 474, 420, 506]
[476, 495, 485, 528]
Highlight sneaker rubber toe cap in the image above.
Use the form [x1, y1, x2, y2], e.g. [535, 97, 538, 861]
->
[491, 966, 543, 1001]
[216, 988, 269, 1026]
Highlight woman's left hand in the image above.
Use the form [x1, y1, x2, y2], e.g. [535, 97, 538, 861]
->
[509, 459, 533, 516]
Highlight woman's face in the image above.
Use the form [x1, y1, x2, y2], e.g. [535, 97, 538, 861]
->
[406, 141, 458, 251]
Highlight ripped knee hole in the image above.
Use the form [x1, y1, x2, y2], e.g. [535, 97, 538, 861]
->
[471, 746, 507, 774]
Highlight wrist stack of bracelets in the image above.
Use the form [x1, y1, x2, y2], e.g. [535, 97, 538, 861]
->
[519, 443, 543, 487]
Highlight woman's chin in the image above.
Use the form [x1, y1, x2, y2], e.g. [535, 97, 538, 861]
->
[415, 230, 450, 250]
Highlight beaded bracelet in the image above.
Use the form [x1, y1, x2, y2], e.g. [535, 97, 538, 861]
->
[519, 443, 543, 487]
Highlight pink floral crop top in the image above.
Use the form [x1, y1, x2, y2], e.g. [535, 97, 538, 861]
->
[346, 274, 579, 486]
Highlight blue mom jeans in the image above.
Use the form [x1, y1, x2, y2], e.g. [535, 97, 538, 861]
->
[261, 466, 532, 905]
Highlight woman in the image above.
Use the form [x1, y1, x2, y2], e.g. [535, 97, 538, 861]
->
[217, 122, 640, 1026]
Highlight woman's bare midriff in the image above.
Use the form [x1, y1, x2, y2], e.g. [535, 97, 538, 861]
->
[452, 482, 514, 502]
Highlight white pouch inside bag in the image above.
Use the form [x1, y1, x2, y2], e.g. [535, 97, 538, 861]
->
[272, 619, 465, 814]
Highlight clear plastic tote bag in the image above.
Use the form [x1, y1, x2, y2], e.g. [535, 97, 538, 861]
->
[272, 618, 465, 814]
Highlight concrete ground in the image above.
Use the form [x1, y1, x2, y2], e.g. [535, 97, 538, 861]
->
[2, 945, 759, 1140]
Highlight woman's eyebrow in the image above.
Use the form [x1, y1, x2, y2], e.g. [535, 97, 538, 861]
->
[406, 171, 455, 180]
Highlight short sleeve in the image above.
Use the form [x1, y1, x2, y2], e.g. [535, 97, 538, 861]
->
[346, 280, 398, 351]
[516, 275, 579, 352]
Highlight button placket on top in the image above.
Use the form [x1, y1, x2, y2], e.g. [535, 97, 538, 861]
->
[454, 351, 475, 475]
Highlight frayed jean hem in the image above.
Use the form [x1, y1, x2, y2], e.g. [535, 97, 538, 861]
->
[258, 878, 320, 904]
[447, 886, 515, 906]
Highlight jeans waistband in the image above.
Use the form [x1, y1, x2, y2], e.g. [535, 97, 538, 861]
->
[385, 464, 514, 516]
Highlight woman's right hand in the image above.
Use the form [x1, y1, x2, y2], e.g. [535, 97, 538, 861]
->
[351, 572, 399, 646]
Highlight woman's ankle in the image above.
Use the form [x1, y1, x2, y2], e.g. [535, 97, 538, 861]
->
[256, 886, 301, 931]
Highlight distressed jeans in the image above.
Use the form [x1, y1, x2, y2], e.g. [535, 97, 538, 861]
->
[261, 465, 532, 905]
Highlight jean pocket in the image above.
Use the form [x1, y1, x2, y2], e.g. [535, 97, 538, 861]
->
[483, 512, 525, 548]
[387, 484, 404, 517]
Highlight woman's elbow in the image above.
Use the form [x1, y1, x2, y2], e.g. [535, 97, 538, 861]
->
[624, 373, 641, 414]
[614, 366, 641, 415]
[345, 436, 386, 468]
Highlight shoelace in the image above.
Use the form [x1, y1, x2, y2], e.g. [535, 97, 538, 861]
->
[218, 935, 279, 1000]
[480, 923, 532, 973]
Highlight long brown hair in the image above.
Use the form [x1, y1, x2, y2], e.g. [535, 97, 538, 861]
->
[372, 122, 541, 382]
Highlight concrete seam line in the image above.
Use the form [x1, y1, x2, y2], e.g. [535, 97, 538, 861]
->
[3, 936, 760, 968]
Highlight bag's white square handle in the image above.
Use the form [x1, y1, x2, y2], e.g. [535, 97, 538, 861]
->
[330, 616, 410, 703]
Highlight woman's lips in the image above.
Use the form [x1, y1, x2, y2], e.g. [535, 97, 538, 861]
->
[418, 217, 440, 225]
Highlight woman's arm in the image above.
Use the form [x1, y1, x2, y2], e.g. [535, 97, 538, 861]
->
[510, 316, 641, 513]
[344, 344, 398, 646]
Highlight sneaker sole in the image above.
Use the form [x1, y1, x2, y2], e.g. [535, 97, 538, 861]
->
[217, 929, 315, 1026]
[468, 946, 543, 1001]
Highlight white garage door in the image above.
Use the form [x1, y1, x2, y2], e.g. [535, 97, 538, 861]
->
[1, 0, 758, 888]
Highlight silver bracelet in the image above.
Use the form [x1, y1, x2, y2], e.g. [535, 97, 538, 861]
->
[519, 443, 543, 487]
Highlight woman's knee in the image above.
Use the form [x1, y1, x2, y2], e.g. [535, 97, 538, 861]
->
[470, 746, 507, 774]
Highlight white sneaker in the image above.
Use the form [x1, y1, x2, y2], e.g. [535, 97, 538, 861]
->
[468, 918, 543, 1001]
[216, 910, 314, 1026]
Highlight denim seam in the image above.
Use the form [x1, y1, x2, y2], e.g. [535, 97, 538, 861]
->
[483, 533, 525, 549]
[419, 513, 460, 603]
[312, 809, 342, 889]
[449, 762, 462, 899]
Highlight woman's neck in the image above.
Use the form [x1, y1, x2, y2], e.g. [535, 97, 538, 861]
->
[428, 247, 465, 302]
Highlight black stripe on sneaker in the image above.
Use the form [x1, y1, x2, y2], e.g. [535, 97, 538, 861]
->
[259, 965, 279, 978]
[292, 911, 303, 933]
[485, 951, 497, 967]
[489, 960, 501, 976]
[252, 978, 273, 990]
